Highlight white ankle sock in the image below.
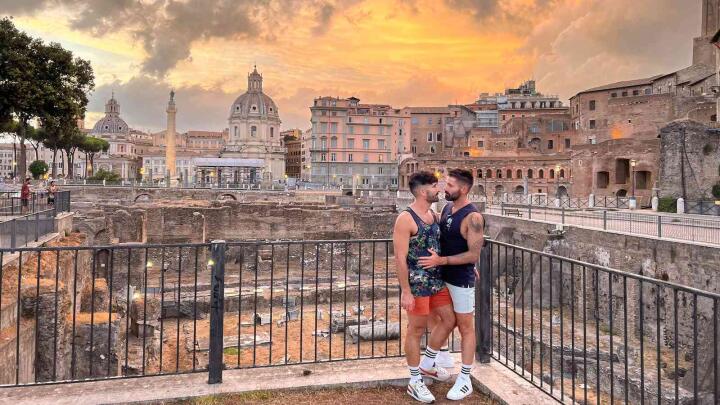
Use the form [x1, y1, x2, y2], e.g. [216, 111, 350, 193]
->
[419, 346, 438, 370]
[409, 366, 422, 383]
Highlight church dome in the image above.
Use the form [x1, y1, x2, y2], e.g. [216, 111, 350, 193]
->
[228, 66, 279, 121]
[92, 95, 130, 134]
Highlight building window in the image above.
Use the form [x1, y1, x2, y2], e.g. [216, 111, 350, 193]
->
[437, 133, 442, 142]
[363, 154, 369, 162]
[589, 100, 596, 110]
[427, 132, 433, 142]
[516, 169, 522, 179]
[349, 126, 354, 134]
[331, 153, 336, 162]
[321, 153, 326, 161]
[549, 169, 555, 179]
[430, 146, 435, 153]
[496, 169, 502, 179]
[547, 140, 554, 149]
[539, 169, 544, 179]
[378, 139, 385, 149]
[486, 169, 492, 178]
[565, 138, 571, 148]
[589, 120, 596, 129]
[411, 117, 419, 124]
[363, 139, 370, 149]
[644, 88, 652, 95]
[411, 146, 416, 154]
[611, 92, 617, 98]
[506, 169, 512, 179]
[427, 117, 433, 124]
[321, 138, 327, 148]
[478, 140, 484, 148]
[330, 122, 338, 133]
[378, 154, 383, 163]
[347, 138, 355, 148]
[527, 169, 533, 179]
[348, 153, 353, 162]
[632, 90, 639, 96]
[621, 91, 628, 97]
[330, 137, 337, 148]
[251, 126, 257, 137]
[560, 169, 565, 178]
[363, 126, 369, 134]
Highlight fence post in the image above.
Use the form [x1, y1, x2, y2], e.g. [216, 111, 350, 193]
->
[561, 207, 565, 224]
[657, 215, 662, 238]
[11, 218, 16, 249]
[208, 240, 226, 384]
[35, 212, 39, 242]
[500, 202, 504, 216]
[528, 204, 532, 220]
[475, 241, 491, 363]
[603, 210, 608, 230]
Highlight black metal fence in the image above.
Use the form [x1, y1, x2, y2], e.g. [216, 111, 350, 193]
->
[686, 200, 720, 216]
[0, 191, 72, 249]
[499, 204, 720, 245]
[478, 239, 720, 404]
[0, 191, 70, 216]
[1, 239, 467, 387]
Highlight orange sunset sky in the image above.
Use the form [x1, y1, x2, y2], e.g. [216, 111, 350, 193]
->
[0, 0, 704, 132]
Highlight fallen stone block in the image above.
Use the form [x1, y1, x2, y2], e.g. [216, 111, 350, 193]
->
[346, 321, 400, 343]
[330, 312, 368, 333]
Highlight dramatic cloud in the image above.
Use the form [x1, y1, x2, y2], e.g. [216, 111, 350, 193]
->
[1, 0, 707, 132]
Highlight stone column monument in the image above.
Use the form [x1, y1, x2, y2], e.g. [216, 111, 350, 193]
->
[166, 90, 178, 186]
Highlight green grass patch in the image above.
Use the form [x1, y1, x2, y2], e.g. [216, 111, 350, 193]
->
[658, 197, 677, 213]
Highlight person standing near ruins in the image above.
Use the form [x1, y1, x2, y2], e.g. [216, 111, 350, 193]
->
[20, 177, 31, 214]
[418, 168, 484, 401]
[393, 171, 456, 403]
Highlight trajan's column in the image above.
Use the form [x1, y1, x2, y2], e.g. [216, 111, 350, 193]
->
[166, 90, 177, 185]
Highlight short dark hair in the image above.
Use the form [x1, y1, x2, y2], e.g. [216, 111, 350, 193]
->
[448, 168, 473, 189]
[408, 171, 437, 196]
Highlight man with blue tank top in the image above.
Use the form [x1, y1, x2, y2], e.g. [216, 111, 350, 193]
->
[418, 168, 484, 401]
[393, 171, 456, 403]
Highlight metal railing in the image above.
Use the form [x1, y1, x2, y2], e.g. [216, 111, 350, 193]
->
[0, 239, 465, 387]
[477, 239, 720, 404]
[686, 200, 720, 216]
[497, 204, 720, 245]
[0, 191, 70, 216]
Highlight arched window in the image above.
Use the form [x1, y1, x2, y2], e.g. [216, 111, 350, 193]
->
[270, 127, 274, 138]
[478, 170, 483, 179]
[549, 169, 555, 179]
[527, 169, 534, 179]
[560, 169, 565, 178]
[506, 169, 512, 179]
[486, 169, 492, 178]
[496, 169, 502, 179]
[539, 169, 544, 179]
[516, 169, 522, 179]
[251, 126, 257, 137]
[234, 126, 238, 138]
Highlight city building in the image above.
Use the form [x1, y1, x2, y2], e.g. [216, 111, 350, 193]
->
[89, 94, 141, 179]
[308, 96, 398, 188]
[282, 129, 302, 179]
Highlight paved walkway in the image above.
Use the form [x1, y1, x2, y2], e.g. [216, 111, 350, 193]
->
[0, 355, 559, 405]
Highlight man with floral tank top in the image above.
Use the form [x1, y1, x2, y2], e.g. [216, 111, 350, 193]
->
[393, 171, 456, 403]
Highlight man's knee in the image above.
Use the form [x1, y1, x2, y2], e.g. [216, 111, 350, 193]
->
[407, 323, 427, 337]
[455, 315, 474, 334]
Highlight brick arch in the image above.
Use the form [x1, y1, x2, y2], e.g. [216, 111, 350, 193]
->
[217, 193, 238, 201]
[134, 193, 152, 202]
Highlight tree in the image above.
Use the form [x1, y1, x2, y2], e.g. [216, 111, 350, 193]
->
[0, 18, 94, 179]
[90, 168, 120, 182]
[78, 136, 109, 177]
[58, 126, 85, 179]
[28, 160, 48, 180]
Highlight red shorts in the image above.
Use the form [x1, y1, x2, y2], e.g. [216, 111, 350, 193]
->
[408, 287, 452, 316]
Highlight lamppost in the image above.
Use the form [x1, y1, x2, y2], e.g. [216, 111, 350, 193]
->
[630, 159, 637, 206]
[555, 163, 561, 197]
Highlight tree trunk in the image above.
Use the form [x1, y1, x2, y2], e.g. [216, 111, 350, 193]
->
[66, 148, 76, 178]
[89, 153, 95, 176]
[84, 153, 88, 177]
[60, 149, 66, 177]
[18, 119, 27, 180]
[51, 149, 58, 178]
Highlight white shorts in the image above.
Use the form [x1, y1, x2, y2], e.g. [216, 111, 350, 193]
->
[446, 282, 475, 314]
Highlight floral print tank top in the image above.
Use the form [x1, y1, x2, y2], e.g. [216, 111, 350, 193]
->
[405, 208, 444, 297]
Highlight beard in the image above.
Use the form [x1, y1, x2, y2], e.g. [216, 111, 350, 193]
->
[444, 191, 460, 201]
[425, 191, 440, 203]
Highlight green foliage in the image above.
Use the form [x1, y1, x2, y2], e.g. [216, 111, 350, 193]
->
[658, 197, 677, 213]
[0, 17, 94, 178]
[90, 168, 120, 182]
[712, 183, 720, 199]
[28, 160, 48, 179]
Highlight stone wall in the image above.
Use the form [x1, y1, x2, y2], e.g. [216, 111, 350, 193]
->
[658, 119, 720, 200]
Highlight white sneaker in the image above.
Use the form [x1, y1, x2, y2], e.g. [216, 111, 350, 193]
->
[446, 376, 473, 400]
[420, 365, 452, 382]
[407, 379, 436, 403]
[435, 351, 455, 369]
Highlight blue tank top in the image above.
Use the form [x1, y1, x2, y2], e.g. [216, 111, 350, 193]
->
[439, 202, 479, 287]
[405, 208, 444, 297]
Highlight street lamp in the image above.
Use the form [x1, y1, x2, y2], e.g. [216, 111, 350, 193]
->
[555, 164, 561, 198]
[630, 159, 637, 199]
